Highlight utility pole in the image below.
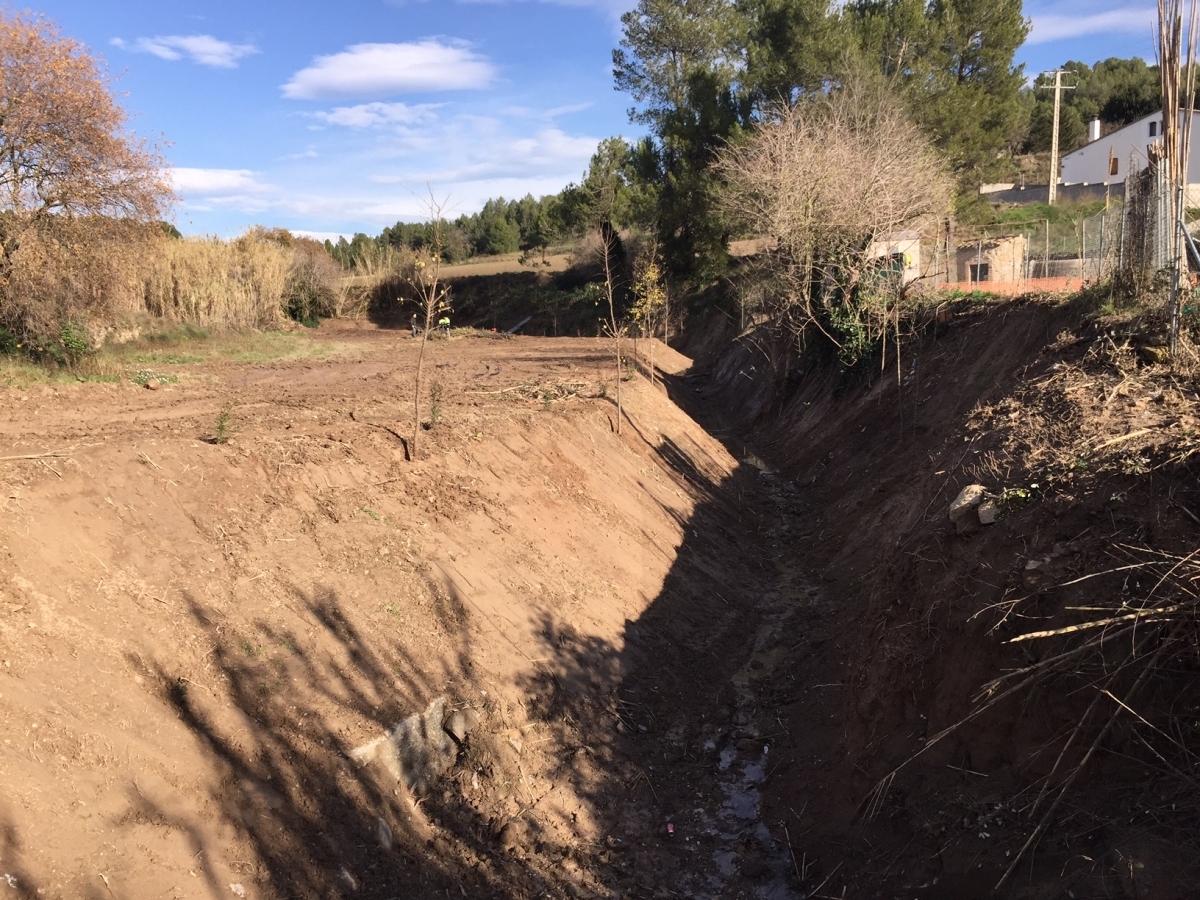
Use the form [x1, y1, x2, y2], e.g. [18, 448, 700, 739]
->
[1040, 70, 1076, 205]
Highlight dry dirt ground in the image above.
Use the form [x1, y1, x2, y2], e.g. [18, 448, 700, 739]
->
[0, 324, 821, 900]
[6, 302, 1197, 900]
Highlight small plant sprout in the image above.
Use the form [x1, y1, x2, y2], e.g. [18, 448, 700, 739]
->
[213, 399, 238, 444]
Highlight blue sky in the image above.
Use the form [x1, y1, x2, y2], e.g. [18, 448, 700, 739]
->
[32, 0, 1160, 238]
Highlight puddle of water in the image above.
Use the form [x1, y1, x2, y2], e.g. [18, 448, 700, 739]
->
[718, 746, 737, 771]
[703, 606, 802, 898]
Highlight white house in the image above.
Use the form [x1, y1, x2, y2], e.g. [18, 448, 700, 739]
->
[1061, 110, 1200, 186]
[866, 231, 921, 284]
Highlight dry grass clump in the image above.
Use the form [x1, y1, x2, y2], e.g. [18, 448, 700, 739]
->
[0, 224, 364, 357]
[863, 320, 1200, 890]
[142, 232, 291, 330]
[0, 218, 156, 347]
[966, 328, 1200, 493]
[868, 544, 1200, 889]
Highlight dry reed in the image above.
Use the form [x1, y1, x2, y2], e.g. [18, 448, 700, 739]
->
[141, 233, 291, 330]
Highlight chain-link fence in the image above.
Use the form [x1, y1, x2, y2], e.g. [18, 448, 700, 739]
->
[938, 205, 1123, 293]
[1119, 162, 1171, 289]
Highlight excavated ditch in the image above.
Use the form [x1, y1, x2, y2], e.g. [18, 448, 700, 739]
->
[0, 330, 854, 900]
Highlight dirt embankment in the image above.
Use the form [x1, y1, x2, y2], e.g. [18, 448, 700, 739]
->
[695, 297, 1200, 898]
[0, 326, 818, 900]
[5, 298, 1199, 900]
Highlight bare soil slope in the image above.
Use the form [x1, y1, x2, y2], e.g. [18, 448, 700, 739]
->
[0, 327, 805, 900]
[7, 297, 1195, 900]
[695, 297, 1200, 898]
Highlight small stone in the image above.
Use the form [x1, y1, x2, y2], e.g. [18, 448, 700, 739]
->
[949, 484, 989, 531]
[443, 708, 477, 744]
[498, 819, 527, 852]
[1138, 345, 1171, 365]
[376, 816, 392, 849]
[145, 379, 161, 391]
[735, 738, 763, 753]
[977, 500, 998, 525]
[1023, 558, 1054, 590]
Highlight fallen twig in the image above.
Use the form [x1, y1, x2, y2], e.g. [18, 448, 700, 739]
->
[0, 448, 74, 461]
[1091, 427, 1156, 452]
[1006, 605, 1184, 642]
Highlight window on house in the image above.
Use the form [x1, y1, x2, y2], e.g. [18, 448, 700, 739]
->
[1150, 120, 1158, 137]
[1110, 157, 1120, 176]
[970, 263, 990, 282]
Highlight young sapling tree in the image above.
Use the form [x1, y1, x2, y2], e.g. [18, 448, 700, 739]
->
[403, 191, 453, 459]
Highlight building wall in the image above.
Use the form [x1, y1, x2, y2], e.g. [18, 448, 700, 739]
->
[866, 236, 920, 284]
[955, 236, 1028, 283]
[1061, 110, 1200, 186]
[982, 183, 1124, 205]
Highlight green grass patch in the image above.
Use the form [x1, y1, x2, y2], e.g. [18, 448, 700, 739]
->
[98, 328, 335, 368]
[0, 323, 338, 389]
[129, 368, 181, 386]
[990, 200, 1107, 227]
[0, 356, 123, 388]
[131, 351, 206, 365]
[212, 331, 334, 364]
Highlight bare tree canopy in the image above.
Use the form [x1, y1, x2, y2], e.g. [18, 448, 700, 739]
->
[0, 11, 171, 263]
[716, 77, 951, 353]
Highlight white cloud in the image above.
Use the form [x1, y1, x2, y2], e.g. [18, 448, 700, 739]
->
[171, 168, 274, 196]
[313, 102, 441, 128]
[1028, 7, 1155, 44]
[501, 101, 593, 119]
[281, 41, 495, 100]
[371, 126, 597, 184]
[452, 0, 633, 15]
[291, 230, 349, 243]
[111, 34, 258, 68]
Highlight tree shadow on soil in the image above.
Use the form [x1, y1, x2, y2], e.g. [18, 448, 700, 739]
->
[137, 583, 495, 899]
[0, 809, 47, 900]
[125, 365, 813, 898]
[509, 409, 794, 897]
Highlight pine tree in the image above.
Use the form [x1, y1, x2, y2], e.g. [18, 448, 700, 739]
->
[850, 0, 1030, 182]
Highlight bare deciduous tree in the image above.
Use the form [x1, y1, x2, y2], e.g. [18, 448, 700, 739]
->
[716, 77, 951, 368]
[598, 225, 627, 434]
[404, 191, 452, 460]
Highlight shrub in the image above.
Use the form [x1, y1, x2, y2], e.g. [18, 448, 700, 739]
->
[284, 238, 344, 326]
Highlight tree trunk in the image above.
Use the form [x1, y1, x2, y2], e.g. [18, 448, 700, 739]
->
[412, 325, 429, 460]
[649, 321, 656, 387]
[602, 234, 622, 436]
[615, 333, 622, 435]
